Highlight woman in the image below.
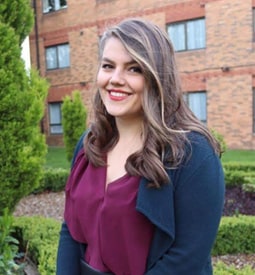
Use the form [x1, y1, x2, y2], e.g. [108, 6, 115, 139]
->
[56, 18, 225, 275]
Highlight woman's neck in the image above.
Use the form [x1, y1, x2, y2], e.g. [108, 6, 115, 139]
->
[115, 116, 144, 141]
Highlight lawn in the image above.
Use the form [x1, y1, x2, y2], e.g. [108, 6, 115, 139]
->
[45, 147, 70, 169]
[46, 147, 255, 169]
[221, 149, 255, 163]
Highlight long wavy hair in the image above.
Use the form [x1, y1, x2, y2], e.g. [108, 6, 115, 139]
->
[84, 18, 221, 188]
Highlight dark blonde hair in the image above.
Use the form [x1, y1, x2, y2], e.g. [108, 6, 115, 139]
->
[85, 18, 221, 187]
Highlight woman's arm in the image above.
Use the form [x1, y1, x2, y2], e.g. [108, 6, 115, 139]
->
[56, 222, 82, 275]
[145, 154, 225, 274]
[56, 132, 88, 274]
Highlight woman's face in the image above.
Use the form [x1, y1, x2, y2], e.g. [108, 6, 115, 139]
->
[97, 37, 145, 120]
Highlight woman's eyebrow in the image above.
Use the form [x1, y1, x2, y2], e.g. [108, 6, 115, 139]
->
[101, 57, 138, 66]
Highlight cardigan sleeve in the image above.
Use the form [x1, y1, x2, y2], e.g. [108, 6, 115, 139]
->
[56, 222, 82, 275]
[145, 153, 225, 275]
[56, 132, 87, 275]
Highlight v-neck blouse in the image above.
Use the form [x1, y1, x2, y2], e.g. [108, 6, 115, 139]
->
[64, 150, 154, 275]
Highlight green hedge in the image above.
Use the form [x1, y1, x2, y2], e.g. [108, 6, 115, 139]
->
[223, 163, 255, 172]
[13, 215, 255, 274]
[223, 162, 255, 191]
[29, 162, 255, 195]
[214, 261, 254, 275]
[14, 216, 61, 275]
[212, 215, 255, 256]
[33, 168, 69, 194]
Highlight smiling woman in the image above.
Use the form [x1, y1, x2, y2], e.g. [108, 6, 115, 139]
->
[56, 18, 225, 275]
[97, 37, 145, 120]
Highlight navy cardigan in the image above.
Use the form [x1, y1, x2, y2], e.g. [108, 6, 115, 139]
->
[57, 131, 225, 275]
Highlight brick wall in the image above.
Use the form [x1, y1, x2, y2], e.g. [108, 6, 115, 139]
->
[30, 0, 255, 149]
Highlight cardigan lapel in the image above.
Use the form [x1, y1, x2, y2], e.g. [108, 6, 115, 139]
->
[136, 176, 175, 237]
[136, 176, 176, 268]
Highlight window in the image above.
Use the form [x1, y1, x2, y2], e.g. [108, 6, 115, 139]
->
[46, 44, 70, 70]
[49, 103, 63, 134]
[167, 18, 206, 52]
[43, 0, 67, 13]
[184, 92, 207, 123]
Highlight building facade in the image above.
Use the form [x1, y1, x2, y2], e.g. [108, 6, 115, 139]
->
[29, 0, 255, 149]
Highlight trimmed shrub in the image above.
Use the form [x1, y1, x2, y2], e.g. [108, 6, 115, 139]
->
[223, 162, 255, 189]
[62, 90, 87, 162]
[212, 215, 255, 256]
[13, 215, 255, 274]
[34, 168, 69, 193]
[14, 216, 61, 275]
[0, 19, 48, 214]
[223, 163, 255, 172]
[214, 261, 254, 275]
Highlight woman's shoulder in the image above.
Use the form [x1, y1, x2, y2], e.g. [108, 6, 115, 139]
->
[180, 131, 220, 171]
[170, 131, 223, 188]
[71, 130, 90, 167]
[186, 131, 215, 156]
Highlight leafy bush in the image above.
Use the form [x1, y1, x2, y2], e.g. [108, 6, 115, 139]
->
[223, 162, 255, 172]
[223, 162, 255, 189]
[0, 209, 24, 274]
[0, 0, 34, 45]
[214, 261, 254, 275]
[14, 216, 61, 275]
[212, 215, 255, 256]
[242, 183, 255, 193]
[34, 168, 69, 193]
[62, 90, 87, 162]
[211, 129, 227, 152]
[12, 215, 255, 274]
[0, 19, 48, 214]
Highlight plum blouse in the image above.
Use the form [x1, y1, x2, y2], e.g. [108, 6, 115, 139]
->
[64, 150, 154, 275]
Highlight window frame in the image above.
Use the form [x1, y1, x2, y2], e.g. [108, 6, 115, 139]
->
[48, 102, 63, 135]
[184, 91, 207, 123]
[167, 18, 206, 52]
[45, 43, 70, 70]
[43, 0, 67, 14]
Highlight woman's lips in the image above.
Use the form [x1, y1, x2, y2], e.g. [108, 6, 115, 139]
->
[108, 90, 131, 101]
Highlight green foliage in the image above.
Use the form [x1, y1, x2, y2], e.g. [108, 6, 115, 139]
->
[212, 215, 255, 256]
[211, 129, 227, 153]
[0, 22, 49, 214]
[34, 168, 69, 193]
[12, 215, 255, 275]
[62, 90, 87, 162]
[224, 163, 255, 172]
[14, 216, 61, 275]
[0, 209, 24, 274]
[0, 0, 34, 44]
[214, 261, 254, 275]
[223, 162, 255, 188]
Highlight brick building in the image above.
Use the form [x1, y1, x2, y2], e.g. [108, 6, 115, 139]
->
[29, 0, 255, 149]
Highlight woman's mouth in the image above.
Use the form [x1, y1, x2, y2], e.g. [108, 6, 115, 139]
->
[108, 90, 131, 101]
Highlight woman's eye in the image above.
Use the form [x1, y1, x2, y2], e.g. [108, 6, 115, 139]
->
[102, 63, 113, 69]
[129, 66, 142, 73]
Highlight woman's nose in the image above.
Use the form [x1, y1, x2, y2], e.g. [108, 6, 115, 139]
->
[109, 69, 125, 85]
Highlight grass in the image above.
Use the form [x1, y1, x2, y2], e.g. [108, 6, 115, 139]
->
[46, 146, 255, 169]
[45, 147, 70, 169]
[221, 149, 255, 163]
